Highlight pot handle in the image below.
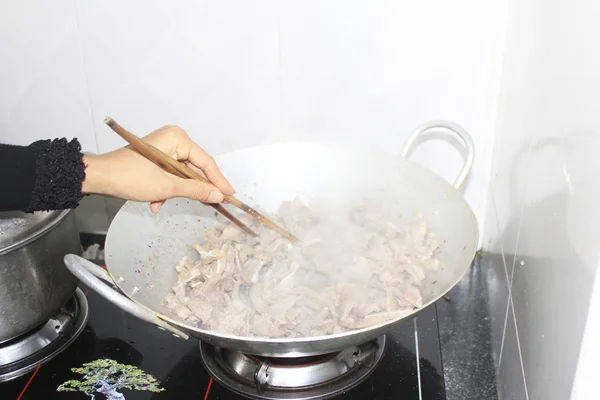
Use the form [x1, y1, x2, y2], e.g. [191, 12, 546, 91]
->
[63, 254, 189, 340]
[401, 120, 475, 190]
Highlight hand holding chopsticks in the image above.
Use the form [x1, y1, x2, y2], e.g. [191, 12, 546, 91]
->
[103, 117, 298, 242]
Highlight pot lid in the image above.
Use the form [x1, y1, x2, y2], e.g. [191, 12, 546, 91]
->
[0, 210, 70, 253]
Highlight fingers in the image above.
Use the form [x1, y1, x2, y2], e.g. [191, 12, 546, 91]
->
[184, 163, 228, 205]
[143, 125, 235, 200]
[186, 142, 235, 196]
[150, 201, 165, 214]
[184, 161, 208, 179]
[172, 176, 224, 203]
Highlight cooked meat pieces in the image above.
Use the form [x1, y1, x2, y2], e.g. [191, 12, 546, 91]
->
[165, 197, 440, 338]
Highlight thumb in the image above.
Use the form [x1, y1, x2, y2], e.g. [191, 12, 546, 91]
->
[173, 178, 224, 203]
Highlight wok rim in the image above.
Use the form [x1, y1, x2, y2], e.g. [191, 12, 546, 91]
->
[105, 141, 479, 346]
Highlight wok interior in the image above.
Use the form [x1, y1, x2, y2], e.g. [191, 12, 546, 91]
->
[105, 142, 478, 340]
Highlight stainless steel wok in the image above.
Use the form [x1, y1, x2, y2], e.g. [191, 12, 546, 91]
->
[64, 120, 478, 357]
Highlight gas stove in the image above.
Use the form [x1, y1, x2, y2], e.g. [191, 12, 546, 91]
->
[0, 289, 89, 383]
[1, 283, 446, 400]
[201, 336, 386, 399]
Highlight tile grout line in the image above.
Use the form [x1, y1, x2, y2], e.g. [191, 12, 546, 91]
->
[71, 0, 100, 155]
[508, 135, 535, 286]
[72, 0, 113, 228]
[508, 200, 525, 285]
[275, 0, 284, 137]
[413, 318, 423, 400]
[506, 135, 535, 398]
[476, 112, 503, 250]
[491, 182, 511, 375]
[498, 136, 533, 400]
[510, 296, 530, 400]
[497, 194, 522, 377]
[489, 183, 503, 247]
[497, 223, 511, 365]
[496, 275, 511, 374]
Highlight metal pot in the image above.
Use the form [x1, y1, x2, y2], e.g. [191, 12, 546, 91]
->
[0, 210, 80, 344]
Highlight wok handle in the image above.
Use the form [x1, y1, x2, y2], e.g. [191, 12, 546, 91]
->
[400, 120, 475, 190]
[63, 254, 189, 340]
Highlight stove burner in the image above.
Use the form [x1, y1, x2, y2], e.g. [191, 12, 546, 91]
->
[200, 336, 386, 400]
[246, 352, 338, 367]
[0, 288, 89, 382]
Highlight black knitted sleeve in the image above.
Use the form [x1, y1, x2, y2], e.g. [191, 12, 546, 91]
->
[0, 143, 37, 212]
[0, 138, 86, 213]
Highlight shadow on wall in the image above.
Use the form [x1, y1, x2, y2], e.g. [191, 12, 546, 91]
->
[484, 134, 600, 400]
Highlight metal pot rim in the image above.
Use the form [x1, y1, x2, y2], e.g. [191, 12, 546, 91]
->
[0, 210, 72, 256]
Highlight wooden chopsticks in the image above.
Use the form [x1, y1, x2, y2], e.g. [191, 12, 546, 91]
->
[104, 117, 298, 242]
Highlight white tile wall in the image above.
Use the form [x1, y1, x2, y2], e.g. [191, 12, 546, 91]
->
[0, 1, 507, 238]
[483, 0, 600, 399]
[0, 0, 96, 150]
[275, 1, 506, 237]
[75, 0, 282, 156]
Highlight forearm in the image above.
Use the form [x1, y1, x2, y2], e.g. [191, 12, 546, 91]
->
[0, 139, 86, 212]
[80, 153, 110, 196]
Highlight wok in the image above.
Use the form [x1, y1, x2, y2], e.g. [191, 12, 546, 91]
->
[64, 120, 478, 357]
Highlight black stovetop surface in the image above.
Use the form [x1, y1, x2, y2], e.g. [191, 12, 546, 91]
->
[2, 283, 446, 400]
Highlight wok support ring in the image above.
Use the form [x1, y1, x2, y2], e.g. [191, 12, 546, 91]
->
[201, 336, 386, 400]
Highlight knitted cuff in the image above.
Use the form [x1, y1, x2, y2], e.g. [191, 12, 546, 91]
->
[26, 138, 86, 212]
